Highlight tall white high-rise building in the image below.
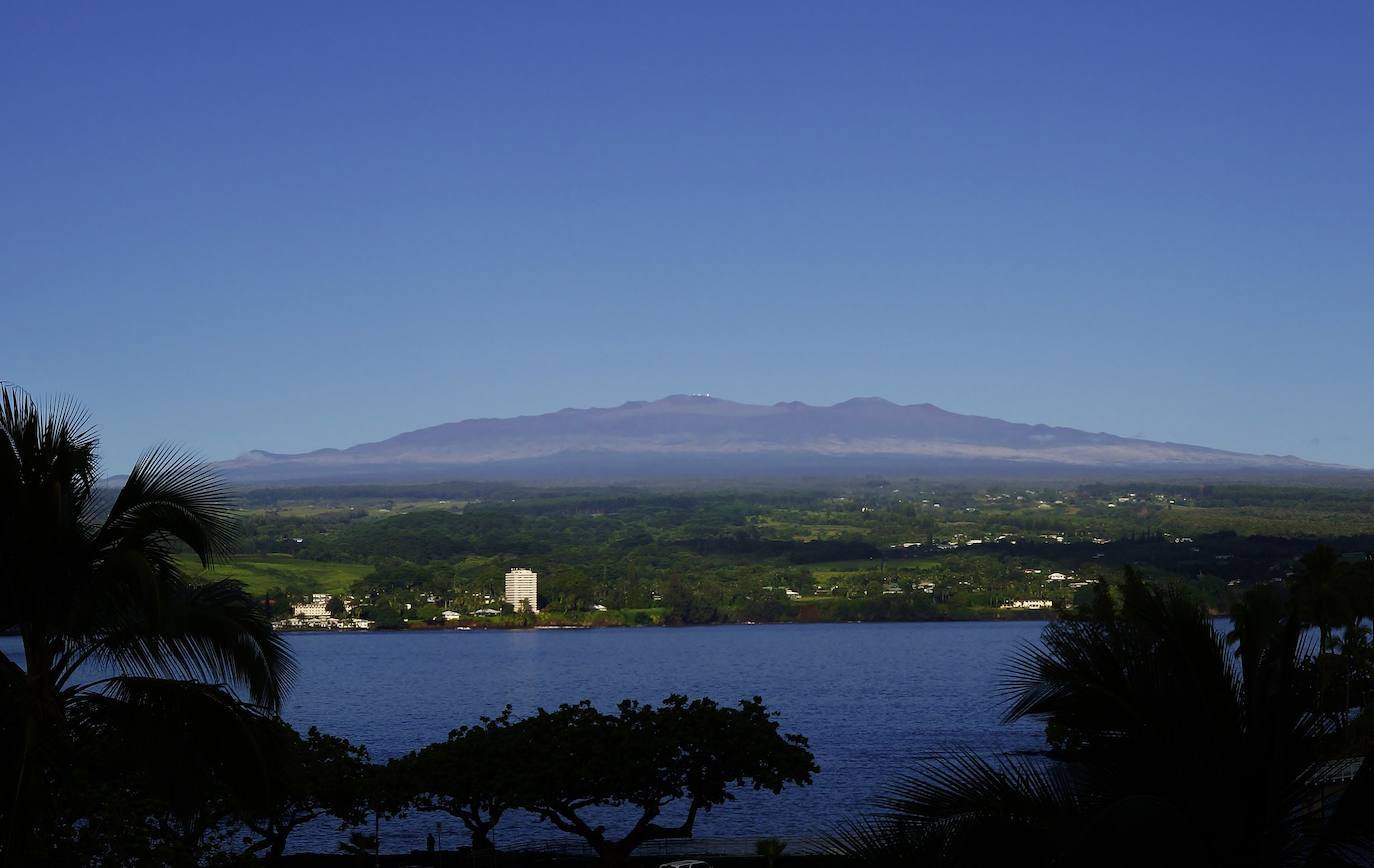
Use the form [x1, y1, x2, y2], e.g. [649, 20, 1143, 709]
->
[505, 567, 539, 613]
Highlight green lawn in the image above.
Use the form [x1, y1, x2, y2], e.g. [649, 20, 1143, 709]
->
[179, 555, 372, 597]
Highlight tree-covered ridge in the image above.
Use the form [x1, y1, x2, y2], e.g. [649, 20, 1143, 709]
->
[218, 479, 1374, 628]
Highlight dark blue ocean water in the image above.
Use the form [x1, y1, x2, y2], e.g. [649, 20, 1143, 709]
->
[2, 621, 1049, 854]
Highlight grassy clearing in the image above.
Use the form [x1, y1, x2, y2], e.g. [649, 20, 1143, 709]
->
[1159, 505, 1374, 538]
[805, 559, 881, 582]
[252, 499, 466, 519]
[179, 555, 372, 597]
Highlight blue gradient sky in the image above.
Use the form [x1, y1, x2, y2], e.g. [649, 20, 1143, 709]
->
[4, 2, 1372, 471]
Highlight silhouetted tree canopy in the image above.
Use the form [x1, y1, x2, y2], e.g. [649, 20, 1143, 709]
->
[395, 695, 815, 864]
[0, 386, 295, 862]
[831, 561, 1374, 867]
[389, 706, 526, 850]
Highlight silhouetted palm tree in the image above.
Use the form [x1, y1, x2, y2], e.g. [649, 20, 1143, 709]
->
[1291, 545, 1350, 657]
[0, 385, 296, 858]
[831, 570, 1374, 867]
[755, 836, 788, 867]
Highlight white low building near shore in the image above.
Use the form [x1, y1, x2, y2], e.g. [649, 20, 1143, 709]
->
[1000, 599, 1056, 610]
[292, 594, 332, 620]
[274, 593, 373, 630]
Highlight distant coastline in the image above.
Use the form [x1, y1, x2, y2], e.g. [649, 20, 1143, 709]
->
[270, 612, 1059, 634]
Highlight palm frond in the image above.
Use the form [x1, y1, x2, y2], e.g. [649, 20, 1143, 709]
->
[873, 750, 1082, 822]
[0, 385, 102, 636]
[93, 445, 238, 569]
[1002, 621, 1123, 725]
[0, 386, 99, 499]
[86, 577, 296, 710]
[827, 750, 1083, 866]
[1306, 756, 1374, 867]
[70, 676, 280, 809]
[1003, 590, 1241, 757]
[821, 814, 931, 862]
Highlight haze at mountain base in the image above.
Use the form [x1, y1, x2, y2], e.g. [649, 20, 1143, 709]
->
[216, 396, 1346, 484]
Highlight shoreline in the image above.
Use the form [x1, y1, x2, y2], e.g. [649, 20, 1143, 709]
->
[271, 612, 1058, 634]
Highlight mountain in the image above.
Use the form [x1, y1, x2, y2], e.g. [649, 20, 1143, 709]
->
[214, 395, 1346, 484]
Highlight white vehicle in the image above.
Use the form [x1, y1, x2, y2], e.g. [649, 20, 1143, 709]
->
[658, 862, 714, 868]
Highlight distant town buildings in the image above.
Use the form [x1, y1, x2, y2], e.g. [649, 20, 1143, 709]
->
[505, 567, 539, 613]
[275, 593, 373, 630]
[1000, 599, 1056, 610]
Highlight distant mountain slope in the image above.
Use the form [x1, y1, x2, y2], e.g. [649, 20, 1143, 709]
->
[215, 395, 1344, 483]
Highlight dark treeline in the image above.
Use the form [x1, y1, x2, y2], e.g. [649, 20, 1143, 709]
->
[239, 481, 530, 508]
[8, 688, 814, 866]
[1077, 481, 1374, 512]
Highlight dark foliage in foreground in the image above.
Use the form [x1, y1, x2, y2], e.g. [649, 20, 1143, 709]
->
[1, 387, 819, 865]
[830, 565, 1374, 867]
[389, 695, 816, 865]
[0, 386, 299, 864]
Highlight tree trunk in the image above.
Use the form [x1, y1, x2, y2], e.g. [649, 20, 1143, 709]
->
[592, 801, 702, 865]
[592, 840, 634, 866]
[469, 824, 494, 851]
[267, 830, 290, 863]
[7, 634, 52, 859]
[4, 716, 37, 861]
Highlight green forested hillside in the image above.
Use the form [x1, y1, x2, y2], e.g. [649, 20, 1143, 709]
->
[213, 479, 1374, 628]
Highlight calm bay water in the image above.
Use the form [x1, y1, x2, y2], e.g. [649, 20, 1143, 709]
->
[3, 621, 1049, 853]
[291, 621, 1047, 852]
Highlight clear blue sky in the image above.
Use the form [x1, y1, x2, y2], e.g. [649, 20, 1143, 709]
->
[4, 1, 1372, 471]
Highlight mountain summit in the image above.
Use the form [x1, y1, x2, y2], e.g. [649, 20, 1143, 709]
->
[215, 396, 1338, 483]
